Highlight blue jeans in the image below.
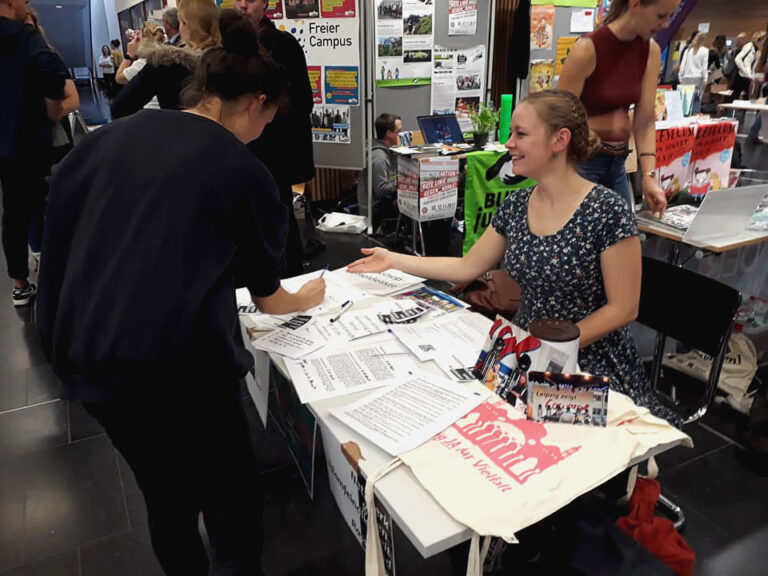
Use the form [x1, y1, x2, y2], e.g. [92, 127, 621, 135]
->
[578, 153, 633, 213]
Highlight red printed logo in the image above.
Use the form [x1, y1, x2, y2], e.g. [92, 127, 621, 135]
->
[452, 401, 581, 485]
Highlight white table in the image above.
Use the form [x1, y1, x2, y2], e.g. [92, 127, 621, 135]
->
[719, 100, 768, 141]
[256, 297, 688, 561]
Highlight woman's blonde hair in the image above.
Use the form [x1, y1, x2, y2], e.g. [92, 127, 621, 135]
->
[689, 31, 707, 51]
[178, 0, 221, 49]
[523, 90, 602, 163]
[752, 31, 767, 47]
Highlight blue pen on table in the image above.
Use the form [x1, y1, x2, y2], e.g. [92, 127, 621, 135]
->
[329, 300, 353, 323]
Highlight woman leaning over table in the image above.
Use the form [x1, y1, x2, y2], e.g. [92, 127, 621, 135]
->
[558, 0, 681, 216]
[347, 89, 682, 428]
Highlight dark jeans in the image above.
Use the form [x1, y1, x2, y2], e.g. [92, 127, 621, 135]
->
[277, 183, 306, 278]
[0, 157, 47, 281]
[578, 153, 633, 214]
[84, 379, 264, 576]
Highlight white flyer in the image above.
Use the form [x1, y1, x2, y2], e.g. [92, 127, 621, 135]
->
[449, 0, 478, 36]
[336, 268, 424, 296]
[570, 8, 595, 34]
[330, 374, 491, 456]
[310, 299, 422, 344]
[250, 328, 324, 359]
[389, 310, 489, 362]
[285, 340, 417, 404]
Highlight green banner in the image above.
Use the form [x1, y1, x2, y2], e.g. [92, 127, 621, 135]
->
[531, 0, 597, 6]
[463, 150, 535, 255]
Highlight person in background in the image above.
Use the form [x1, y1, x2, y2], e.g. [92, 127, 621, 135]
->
[98, 44, 115, 96]
[233, 0, 315, 278]
[37, 13, 324, 575]
[558, 0, 680, 216]
[724, 32, 748, 90]
[678, 31, 709, 114]
[163, 7, 181, 46]
[732, 31, 763, 99]
[356, 113, 401, 233]
[0, 0, 67, 306]
[110, 38, 123, 77]
[348, 90, 682, 428]
[747, 37, 768, 144]
[111, 0, 220, 118]
[710, 34, 726, 71]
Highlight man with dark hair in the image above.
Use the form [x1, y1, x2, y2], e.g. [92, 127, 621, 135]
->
[358, 113, 401, 232]
[162, 7, 181, 46]
[234, 0, 315, 277]
[0, 0, 67, 305]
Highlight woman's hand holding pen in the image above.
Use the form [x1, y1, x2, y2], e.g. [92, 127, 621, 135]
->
[297, 278, 325, 310]
[346, 247, 394, 274]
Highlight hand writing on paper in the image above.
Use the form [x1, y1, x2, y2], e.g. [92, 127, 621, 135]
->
[297, 278, 325, 310]
[643, 177, 668, 216]
[346, 247, 394, 274]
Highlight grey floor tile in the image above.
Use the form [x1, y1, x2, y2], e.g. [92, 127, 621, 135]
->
[115, 451, 147, 529]
[26, 365, 61, 406]
[80, 528, 163, 576]
[0, 436, 128, 570]
[0, 400, 67, 461]
[67, 401, 105, 442]
[698, 525, 768, 576]
[656, 422, 730, 474]
[0, 549, 79, 576]
[0, 323, 44, 374]
[0, 367, 27, 413]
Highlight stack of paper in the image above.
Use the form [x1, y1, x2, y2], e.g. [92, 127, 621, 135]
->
[333, 268, 425, 296]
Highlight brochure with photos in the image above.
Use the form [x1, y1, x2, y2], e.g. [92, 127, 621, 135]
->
[527, 372, 610, 427]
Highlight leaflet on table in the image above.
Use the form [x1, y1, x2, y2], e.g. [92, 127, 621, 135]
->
[329, 374, 491, 456]
[394, 286, 469, 317]
[336, 268, 424, 296]
[389, 310, 489, 362]
[284, 340, 417, 404]
[250, 328, 325, 359]
[636, 204, 699, 231]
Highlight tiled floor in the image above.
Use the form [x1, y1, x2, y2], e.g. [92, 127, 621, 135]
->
[0, 129, 767, 574]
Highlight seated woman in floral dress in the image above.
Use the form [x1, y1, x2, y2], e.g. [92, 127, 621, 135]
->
[347, 89, 681, 427]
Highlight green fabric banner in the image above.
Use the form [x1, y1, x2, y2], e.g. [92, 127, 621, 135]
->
[463, 150, 535, 255]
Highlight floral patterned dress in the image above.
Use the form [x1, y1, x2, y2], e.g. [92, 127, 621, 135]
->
[491, 185, 682, 427]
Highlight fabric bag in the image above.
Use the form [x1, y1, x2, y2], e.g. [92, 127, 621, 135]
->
[449, 270, 521, 320]
[317, 211, 367, 234]
[364, 391, 691, 575]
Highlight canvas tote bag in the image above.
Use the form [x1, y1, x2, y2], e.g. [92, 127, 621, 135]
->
[364, 391, 691, 575]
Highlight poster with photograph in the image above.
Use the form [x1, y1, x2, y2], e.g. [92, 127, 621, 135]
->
[285, 0, 320, 19]
[431, 45, 486, 133]
[312, 105, 351, 144]
[375, 0, 434, 86]
[555, 36, 578, 76]
[449, 0, 478, 36]
[530, 60, 554, 93]
[530, 5, 555, 50]
[320, 0, 356, 18]
[266, 0, 285, 19]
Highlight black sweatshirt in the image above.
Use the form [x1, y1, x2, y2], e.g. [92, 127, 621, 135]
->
[37, 110, 287, 402]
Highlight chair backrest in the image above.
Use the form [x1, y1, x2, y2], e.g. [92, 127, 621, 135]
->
[638, 256, 741, 357]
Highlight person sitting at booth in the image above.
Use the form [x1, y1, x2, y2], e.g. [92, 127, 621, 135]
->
[348, 90, 682, 428]
[357, 113, 401, 233]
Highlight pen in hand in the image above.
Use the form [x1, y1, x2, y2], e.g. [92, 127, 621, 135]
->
[329, 301, 353, 323]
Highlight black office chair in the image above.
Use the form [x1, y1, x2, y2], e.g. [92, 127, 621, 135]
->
[636, 256, 742, 528]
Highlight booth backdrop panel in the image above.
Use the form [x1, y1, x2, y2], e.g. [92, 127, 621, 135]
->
[375, 0, 493, 132]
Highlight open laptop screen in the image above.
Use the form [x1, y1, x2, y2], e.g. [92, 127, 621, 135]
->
[417, 114, 465, 144]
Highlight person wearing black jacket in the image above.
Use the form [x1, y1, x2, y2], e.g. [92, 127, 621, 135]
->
[0, 0, 67, 306]
[233, 0, 315, 277]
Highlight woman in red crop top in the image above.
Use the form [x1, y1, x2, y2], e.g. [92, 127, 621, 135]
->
[559, 0, 680, 216]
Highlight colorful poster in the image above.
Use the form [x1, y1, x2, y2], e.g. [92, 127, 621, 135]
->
[689, 120, 737, 199]
[311, 104, 350, 143]
[463, 150, 535, 254]
[375, 0, 434, 87]
[529, 60, 554, 93]
[285, 0, 319, 18]
[324, 66, 359, 104]
[570, 8, 595, 33]
[655, 123, 697, 201]
[530, 5, 555, 50]
[596, 0, 612, 26]
[308, 65, 322, 103]
[431, 45, 486, 132]
[320, 0, 356, 18]
[397, 157, 459, 222]
[555, 36, 578, 76]
[266, 0, 285, 19]
[449, 0, 478, 36]
[532, 0, 597, 6]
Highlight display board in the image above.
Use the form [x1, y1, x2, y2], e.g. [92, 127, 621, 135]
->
[375, 0, 493, 132]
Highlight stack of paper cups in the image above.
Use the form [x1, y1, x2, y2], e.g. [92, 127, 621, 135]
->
[498, 94, 514, 145]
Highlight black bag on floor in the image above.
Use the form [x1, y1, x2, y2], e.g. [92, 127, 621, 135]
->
[293, 193, 326, 260]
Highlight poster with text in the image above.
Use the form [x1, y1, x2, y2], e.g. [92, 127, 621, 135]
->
[285, 0, 319, 18]
[312, 104, 351, 144]
[449, 0, 478, 36]
[320, 0, 356, 18]
[431, 45, 486, 133]
[308, 65, 322, 103]
[556, 36, 578, 76]
[419, 157, 460, 221]
[266, 0, 285, 19]
[530, 60, 554, 93]
[324, 66, 359, 104]
[596, 0, 612, 26]
[376, 0, 433, 87]
[530, 5, 555, 50]
[532, 0, 598, 6]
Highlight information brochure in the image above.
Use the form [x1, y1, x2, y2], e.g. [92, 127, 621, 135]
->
[336, 268, 425, 296]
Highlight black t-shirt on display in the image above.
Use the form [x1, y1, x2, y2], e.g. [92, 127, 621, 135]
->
[37, 110, 287, 402]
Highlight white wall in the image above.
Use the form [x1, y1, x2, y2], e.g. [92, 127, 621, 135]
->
[114, 0, 144, 12]
[90, 0, 121, 77]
